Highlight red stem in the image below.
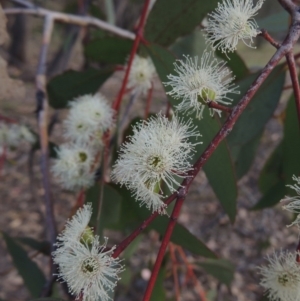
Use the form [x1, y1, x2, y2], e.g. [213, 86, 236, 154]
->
[76, 190, 85, 207]
[165, 101, 172, 118]
[0, 114, 17, 124]
[144, 83, 153, 119]
[286, 52, 300, 131]
[143, 196, 185, 301]
[112, 0, 152, 111]
[207, 101, 232, 113]
[176, 246, 207, 301]
[259, 29, 281, 48]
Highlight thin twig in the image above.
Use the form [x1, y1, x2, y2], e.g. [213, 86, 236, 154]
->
[278, 0, 298, 14]
[207, 101, 232, 113]
[36, 15, 57, 297]
[177, 246, 207, 301]
[286, 52, 300, 131]
[259, 29, 281, 48]
[112, 0, 152, 111]
[5, 0, 135, 40]
[169, 243, 181, 301]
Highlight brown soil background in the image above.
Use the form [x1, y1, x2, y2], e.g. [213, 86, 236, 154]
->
[0, 2, 299, 301]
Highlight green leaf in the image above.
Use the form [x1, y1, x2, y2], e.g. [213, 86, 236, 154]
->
[16, 237, 51, 256]
[84, 37, 132, 64]
[2, 232, 46, 297]
[235, 132, 262, 179]
[150, 267, 166, 301]
[227, 65, 285, 179]
[114, 185, 217, 258]
[228, 65, 285, 148]
[146, 43, 237, 222]
[198, 259, 235, 287]
[252, 181, 286, 210]
[47, 68, 113, 109]
[170, 29, 206, 58]
[258, 142, 283, 194]
[215, 50, 249, 81]
[282, 95, 300, 184]
[86, 183, 122, 230]
[254, 95, 300, 210]
[145, 0, 219, 46]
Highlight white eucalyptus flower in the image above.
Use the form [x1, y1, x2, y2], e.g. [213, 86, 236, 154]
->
[0, 122, 36, 148]
[204, 0, 264, 53]
[53, 236, 124, 301]
[112, 113, 201, 213]
[258, 250, 300, 301]
[127, 55, 155, 96]
[281, 175, 300, 227]
[164, 53, 239, 119]
[64, 93, 114, 147]
[55, 203, 94, 250]
[51, 143, 95, 191]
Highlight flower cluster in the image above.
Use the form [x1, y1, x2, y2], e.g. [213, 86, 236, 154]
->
[51, 94, 115, 191]
[204, 0, 264, 53]
[164, 52, 239, 119]
[164, 0, 265, 119]
[127, 55, 156, 96]
[112, 113, 201, 213]
[258, 250, 300, 301]
[0, 122, 36, 149]
[53, 204, 124, 301]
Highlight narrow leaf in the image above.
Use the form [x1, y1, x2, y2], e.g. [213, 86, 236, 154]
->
[2, 232, 46, 297]
[198, 259, 235, 287]
[84, 37, 132, 64]
[145, 0, 219, 46]
[47, 68, 113, 109]
[16, 236, 51, 256]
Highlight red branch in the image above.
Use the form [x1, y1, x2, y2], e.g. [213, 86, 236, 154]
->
[286, 52, 300, 131]
[207, 101, 232, 113]
[259, 29, 281, 48]
[143, 196, 186, 301]
[112, 0, 152, 111]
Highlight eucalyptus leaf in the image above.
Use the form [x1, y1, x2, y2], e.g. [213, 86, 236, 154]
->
[198, 259, 235, 287]
[2, 232, 46, 297]
[145, 0, 219, 46]
[47, 68, 113, 109]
